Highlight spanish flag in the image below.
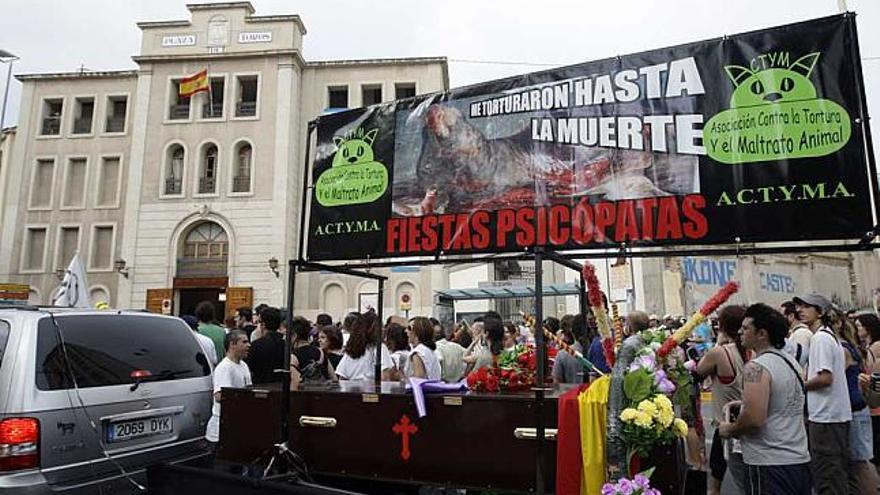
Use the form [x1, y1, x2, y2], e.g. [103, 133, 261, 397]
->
[179, 69, 209, 97]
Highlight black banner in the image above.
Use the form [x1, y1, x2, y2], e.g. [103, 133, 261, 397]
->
[306, 14, 875, 262]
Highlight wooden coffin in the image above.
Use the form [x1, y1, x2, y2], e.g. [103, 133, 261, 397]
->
[218, 382, 572, 492]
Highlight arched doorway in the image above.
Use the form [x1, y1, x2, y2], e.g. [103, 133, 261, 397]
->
[176, 221, 229, 318]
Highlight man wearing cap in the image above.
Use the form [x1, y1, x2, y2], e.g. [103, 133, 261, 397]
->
[795, 292, 851, 495]
[648, 314, 660, 330]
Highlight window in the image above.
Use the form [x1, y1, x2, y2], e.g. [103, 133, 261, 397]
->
[183, 222, 228, 260]
[169, 80, 191, 120]
[202, 78, 224, 118]
[57, 226, 80, 268]
[395, 83, 416, 100]
[164, 145, 184, 196]
[35, 314, 211, 390]
[361, 84, 382, 106]
[72, 97, 94, 134]
[327, 86, 348, 110]
[198, 143, 218, 194]
[105, 95, 127, 133]
[232, 142, 252, 193]
[61, 158, 87, 208]
[96, 156, 121, 207]
[41, 98, 63, 135]
[29, 159, 55, 208]
[0, 321, 9, 367]
[24, 227, 47, 271]
[90, 225, 114, 270]
[235, 75, 258, 117]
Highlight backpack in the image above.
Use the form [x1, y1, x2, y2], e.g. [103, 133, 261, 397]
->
[298, 348, 328, 383]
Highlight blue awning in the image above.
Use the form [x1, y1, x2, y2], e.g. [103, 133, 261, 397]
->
[435, 282, 581, 301]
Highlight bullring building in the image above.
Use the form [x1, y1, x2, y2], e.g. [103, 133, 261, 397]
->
[0, 2, 449, 320]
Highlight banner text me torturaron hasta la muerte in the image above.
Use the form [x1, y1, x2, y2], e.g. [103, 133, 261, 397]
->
[306, 14, 875, 262]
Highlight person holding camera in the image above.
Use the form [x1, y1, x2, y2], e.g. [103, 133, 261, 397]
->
[718, 303, 811, 495]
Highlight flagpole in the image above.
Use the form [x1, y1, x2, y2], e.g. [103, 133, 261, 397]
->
[206, 65, 213, 117]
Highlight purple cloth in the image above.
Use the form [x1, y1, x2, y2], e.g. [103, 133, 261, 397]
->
[406, 378, 468, 418]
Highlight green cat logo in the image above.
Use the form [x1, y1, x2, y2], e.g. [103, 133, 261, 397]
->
[725, 53, 819, 107]
[315, 128, 388, 207]
[704, 52, 851, 164]
[332, 129, 378, 167]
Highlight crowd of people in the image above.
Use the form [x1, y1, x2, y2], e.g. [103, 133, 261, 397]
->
[183, 292, 880, 495]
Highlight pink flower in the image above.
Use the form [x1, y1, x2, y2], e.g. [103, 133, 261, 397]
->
[633, 474, 650, 489]
[617, 478, 635, 495]
[601, 483, 618, 495]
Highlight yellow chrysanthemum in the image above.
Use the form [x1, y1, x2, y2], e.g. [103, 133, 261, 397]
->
[673, 418, 688, 437]
[634, 411, 654, 428]
[658, 409, 674, 428]
[653, 394, 673, 413]
[637, 399, 658, 416]
[620, 408, 639, 423]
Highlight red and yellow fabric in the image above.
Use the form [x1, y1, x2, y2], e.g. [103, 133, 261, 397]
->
[556, 383, 589, 494]
[179, 69, 209, 97]
[579, 375, 611, 495]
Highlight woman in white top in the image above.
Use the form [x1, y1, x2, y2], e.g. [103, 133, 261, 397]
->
[335, 312, 394, 381]
[405, 317, 442, 380]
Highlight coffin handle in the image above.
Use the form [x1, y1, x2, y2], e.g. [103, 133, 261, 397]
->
[514, 427, 558, 441]
[298, 416, 338, 428]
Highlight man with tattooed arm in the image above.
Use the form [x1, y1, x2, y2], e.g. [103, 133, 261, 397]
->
[719, 303, 811, 494]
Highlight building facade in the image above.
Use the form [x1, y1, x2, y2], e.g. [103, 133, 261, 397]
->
[0, 2, 449, 319]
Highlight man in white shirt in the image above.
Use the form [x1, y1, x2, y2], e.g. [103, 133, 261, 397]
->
[205, 330, 252, 461]
[795, 292, 851, 495]
[432, 318, 466, 382]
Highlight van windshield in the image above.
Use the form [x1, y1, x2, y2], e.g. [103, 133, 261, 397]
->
[35, 314, 211, 390]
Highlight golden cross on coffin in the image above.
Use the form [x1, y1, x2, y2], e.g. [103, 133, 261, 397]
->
[392, 414, 418, 461]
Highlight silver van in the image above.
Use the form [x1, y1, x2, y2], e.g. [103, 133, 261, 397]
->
[0, 307, 213, 493]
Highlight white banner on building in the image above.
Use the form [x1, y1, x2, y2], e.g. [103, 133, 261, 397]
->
[52, 253, 91, 308]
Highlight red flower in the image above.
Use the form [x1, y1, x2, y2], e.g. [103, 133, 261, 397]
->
[699, 281, 740, 316]
[582, 263, 605, 309]
[657, 338, 678, 358]
[485, 374, 499, 392]
[548, 347, 558, 359]
[602, 337, 616, 368]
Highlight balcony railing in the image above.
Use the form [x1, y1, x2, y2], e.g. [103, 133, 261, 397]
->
[73, 117, 93, 134]
[41, 117, 61, 135]
[169, 104, 190, 120]
[105, 116, 125, 133]
[202, 103, 224, 119]
[198, 177, 216, 194]
[176, 257, 228, 278]
[235, 101, 256, 117]
[164, 178, 182, 195]
[232, 176, 251, 193]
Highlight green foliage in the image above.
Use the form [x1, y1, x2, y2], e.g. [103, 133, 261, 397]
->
[620, 420, 679, 458]
[623, 368, 653, 403]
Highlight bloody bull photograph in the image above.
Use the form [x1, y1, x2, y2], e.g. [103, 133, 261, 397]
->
[307, 14, 876, 262]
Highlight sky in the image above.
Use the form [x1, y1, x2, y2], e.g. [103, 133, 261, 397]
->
[1, 0, 879, 156]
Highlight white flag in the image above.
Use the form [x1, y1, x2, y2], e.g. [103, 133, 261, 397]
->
[52, 253, 91, 308]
